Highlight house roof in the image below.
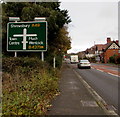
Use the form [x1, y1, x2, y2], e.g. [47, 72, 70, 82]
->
[92, 40, 120, 52]
[86, 47, 95, 54]
[94, 44, 106, 51]
[84, 39, 119, 54]
[104, 41, 120, 51]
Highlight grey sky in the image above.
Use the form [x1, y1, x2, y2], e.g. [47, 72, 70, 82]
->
[60, 1, 118, 53]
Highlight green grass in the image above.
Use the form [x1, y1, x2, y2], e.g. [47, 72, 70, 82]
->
[2, 57, 60, 116]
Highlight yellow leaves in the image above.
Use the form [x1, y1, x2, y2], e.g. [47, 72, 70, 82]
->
[18, 111, 23, 115]
[35, 103, 46, 115]
[10, 112, 17, 115]
[46, 104, 52, 108]
[0, 113, 2, 116]
[55, 92, 60, 96]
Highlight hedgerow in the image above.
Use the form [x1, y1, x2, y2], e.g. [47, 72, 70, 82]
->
[2, 57, 60, 116]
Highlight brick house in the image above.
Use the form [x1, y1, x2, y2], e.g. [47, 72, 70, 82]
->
[84, 37, 120, 63]
[102, 38, 120, 63]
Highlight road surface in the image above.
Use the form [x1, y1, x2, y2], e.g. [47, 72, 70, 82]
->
[70, 63, 118, 113]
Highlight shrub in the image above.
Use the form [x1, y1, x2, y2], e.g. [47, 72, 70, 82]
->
[45, 54, 63, 69]
[117, 57, 120, 64]
[109, 54, 119, 64]
[2, 57, 60, 116]
[109, 56, 115, 63]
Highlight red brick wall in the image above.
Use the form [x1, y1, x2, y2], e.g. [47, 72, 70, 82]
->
[104, 49, 120, 63]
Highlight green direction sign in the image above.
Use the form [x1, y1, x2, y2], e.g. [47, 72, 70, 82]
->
[7, 21, 47, 51]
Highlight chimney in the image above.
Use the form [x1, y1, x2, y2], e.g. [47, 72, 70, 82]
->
[116, 40, 119, 44]
[107, 37, 111, 43]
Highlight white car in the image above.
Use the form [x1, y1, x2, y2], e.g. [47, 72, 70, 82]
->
[77, 59, 91, 69]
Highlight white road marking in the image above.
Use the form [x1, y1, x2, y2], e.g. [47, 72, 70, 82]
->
[92, 67, 119, 77]
[73, 69, 118, 116]
[108, 72, 119, 77]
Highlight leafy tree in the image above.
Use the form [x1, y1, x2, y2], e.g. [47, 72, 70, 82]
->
[2, 2, 71, 66]
[54, 26, 71, 54]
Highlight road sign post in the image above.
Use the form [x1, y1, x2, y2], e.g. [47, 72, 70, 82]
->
[53, 57, 56, 69]
[41, 52, 44, 61]
[7, 21, 47, 52]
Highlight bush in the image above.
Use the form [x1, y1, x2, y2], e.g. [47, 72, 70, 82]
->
[55, 55, 63, 69]
[117, 57, 120, 64]
[45, 54, 63, 69]
[109, 54, 119, 64]
[109, 56, 115, 63]
[2, 57, 60, 116]
[2, 57, 49, 73]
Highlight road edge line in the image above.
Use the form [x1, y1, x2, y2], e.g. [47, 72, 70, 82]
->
[91, 67, 119, 77]
[73, 69, 119, 116]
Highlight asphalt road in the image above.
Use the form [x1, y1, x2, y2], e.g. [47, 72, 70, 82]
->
[70, 63, 118, 112]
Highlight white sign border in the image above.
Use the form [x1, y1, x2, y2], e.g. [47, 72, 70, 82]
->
[7, 21, 48, 52]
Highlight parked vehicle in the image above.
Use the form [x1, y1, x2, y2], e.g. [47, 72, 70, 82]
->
[70, 55, 79, 64]
[77, 59, 91, 69]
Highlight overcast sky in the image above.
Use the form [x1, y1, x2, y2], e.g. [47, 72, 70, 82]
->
[60, 1, 118, 53]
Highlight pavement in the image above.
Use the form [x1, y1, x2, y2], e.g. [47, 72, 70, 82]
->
[47, 62, 112, 116]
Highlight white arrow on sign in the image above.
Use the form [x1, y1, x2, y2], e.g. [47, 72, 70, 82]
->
[13, 28, 37, 50]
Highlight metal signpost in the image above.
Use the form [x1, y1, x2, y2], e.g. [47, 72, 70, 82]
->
[7, 21, 47, 52]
